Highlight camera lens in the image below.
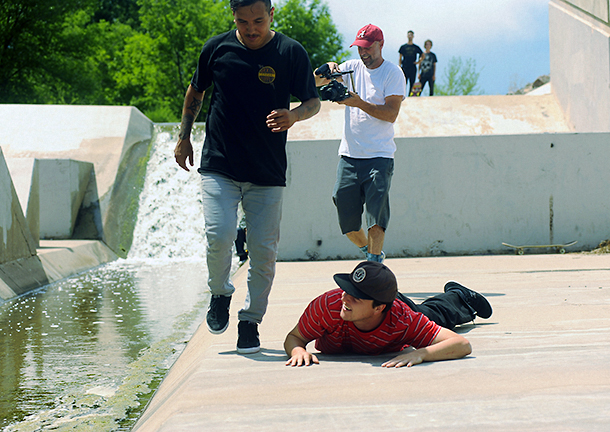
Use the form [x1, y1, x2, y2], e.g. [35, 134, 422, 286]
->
[320, 81, 348, 102]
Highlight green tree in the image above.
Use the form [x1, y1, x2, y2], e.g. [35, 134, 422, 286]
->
[89, 19, 141, 105]
[435, 56, 484, 96]
[115, 0, 233, 121]
[273, 0, 348, 68]
[0, 0, 98, 103]
[0, 0, 349, 121]
[93, 0, 140, 27]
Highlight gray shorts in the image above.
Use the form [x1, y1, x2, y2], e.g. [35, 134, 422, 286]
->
[332, 156, 394, 234]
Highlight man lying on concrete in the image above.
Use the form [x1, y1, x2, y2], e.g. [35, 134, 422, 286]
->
[284, 261, 492, 368]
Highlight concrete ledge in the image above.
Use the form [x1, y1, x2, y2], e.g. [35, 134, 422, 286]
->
[0, 240, 117, 301]
[133, 264, 249, 431]
[36, 240, 118, 282]
[0, 255, 49, 298]
[565, 0, 610, 23]
[288, 93, 571, 141]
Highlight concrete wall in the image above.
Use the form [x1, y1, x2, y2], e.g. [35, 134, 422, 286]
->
[0, 148, 49, 300]
[0, 105, 145, 300]
[278, 132, 610, 260]
[37, 159, 94, 239]
[0, 148, 37, 263]
[549, 0, 610, 132]
[1, 150, 119, 300]
[3, 157, 39, 247]
[0, 240, 118, 301]
[288, 93, 572, 140]
[562, 0, 610, 21]
[1, 105, 153, 256]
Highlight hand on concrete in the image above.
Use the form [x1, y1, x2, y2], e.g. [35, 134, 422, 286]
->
[285, 348, 319, 367]
[174, 139, 194, 172]
[382, 349, 424, 368]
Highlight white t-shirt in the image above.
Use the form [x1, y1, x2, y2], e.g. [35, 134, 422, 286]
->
[338, 59, 406, 159]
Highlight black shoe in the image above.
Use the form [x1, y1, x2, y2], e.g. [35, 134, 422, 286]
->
[206, 295, 231, 334]
[444, 281, 492, 319]
[237, 252, 248, 263]
[237, 321, 260, 354]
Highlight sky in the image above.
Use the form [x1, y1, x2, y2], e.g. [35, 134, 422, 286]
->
[319, 0, 550, 95]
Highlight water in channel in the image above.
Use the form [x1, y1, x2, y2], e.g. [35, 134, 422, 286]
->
[0, 124, 239, 430]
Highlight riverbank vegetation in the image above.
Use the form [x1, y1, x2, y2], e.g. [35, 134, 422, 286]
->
[0, 0, 347, 121]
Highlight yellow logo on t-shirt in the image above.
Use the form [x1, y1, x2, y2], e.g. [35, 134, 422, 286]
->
[258, 66, 276, 84]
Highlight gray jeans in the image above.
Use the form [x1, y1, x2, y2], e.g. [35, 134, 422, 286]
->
[201, 173, 283, 323]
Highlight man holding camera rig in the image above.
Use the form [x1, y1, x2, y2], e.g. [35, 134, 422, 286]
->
[314, 24, 406, 263]
[174, 0, 320, 354]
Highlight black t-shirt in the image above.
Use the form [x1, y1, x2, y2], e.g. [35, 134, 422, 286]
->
[191, 30, 318, 186]
[398, 43, 423, 70]
[420, 52, 438, 78]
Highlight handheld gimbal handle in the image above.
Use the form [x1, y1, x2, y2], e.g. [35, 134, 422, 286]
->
[314, 63, 354, 79]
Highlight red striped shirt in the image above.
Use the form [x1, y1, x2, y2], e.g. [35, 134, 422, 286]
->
[298, 288, 441, 355]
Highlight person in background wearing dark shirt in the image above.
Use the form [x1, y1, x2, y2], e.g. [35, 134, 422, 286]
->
[398, 30, 423, 95]
[418, 39, 438, 96]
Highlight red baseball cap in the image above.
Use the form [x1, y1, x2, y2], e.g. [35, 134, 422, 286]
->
[350, 24, 384, 48]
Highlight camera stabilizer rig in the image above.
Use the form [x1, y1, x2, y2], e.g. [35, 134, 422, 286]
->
[315, 63, 355, 102]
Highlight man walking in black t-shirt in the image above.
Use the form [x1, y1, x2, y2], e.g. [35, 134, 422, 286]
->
[173, 0, 320, 354]
[398, 30, 423, 95]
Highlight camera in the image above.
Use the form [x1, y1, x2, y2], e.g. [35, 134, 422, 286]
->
[315, 63, 354, 102]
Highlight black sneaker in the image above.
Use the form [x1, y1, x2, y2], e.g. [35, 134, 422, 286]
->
[206, 295, 231, 334]
[237, 321, 260, 354]
[444, 281, 493, 319]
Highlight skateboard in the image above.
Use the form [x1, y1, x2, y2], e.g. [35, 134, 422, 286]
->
[501, 240, 577, 255]
[409, 82, 422, 97]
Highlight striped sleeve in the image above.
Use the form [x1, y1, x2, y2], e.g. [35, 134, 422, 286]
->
[298, 289, 343, 342]
[392, 303, 442, 349]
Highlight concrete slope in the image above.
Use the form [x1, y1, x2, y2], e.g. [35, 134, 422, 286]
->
[0, 104, 153, 256]
[288, 94, 571, 141]
[0, 105, 151, 201]
[0, 148, 37, 263]
[0, 240, 117, 300]
[133, 254, 610, 431]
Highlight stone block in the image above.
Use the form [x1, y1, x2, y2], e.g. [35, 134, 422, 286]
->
[0, 105, 153, 256]
[0, 147, 37, 264]
[5, 157, 40, 246]
[36, 159, 93, 239]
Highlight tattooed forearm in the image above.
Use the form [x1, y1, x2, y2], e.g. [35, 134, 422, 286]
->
[300, 99, 321, 120]
[179, 113, 196, 140]
[295, 98, 321, 122]
[179, 93, 203, 140]
[187, 96, 202, 117]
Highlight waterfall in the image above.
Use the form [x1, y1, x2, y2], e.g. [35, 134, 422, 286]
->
[128, 124, 207, 261]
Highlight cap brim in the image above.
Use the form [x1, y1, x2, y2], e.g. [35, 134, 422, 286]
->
[350, 40, 375, 48]
[333, 273, 374, 300]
